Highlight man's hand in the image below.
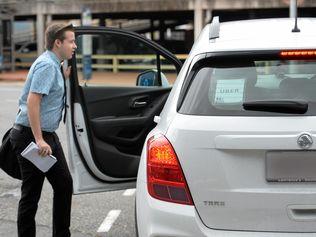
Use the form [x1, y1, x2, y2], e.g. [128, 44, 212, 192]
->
[36, 139, 52, 157]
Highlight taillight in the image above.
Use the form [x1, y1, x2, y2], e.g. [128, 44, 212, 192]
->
[147, 134, 193, 205]
[280, 50, 316, 58]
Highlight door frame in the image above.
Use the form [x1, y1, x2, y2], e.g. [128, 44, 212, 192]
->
[68, 26, 182, 183]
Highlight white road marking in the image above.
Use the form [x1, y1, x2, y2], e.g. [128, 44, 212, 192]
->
[0, 188, 21, 198]
[123, 188, 136, 196]
[97, 209, 121, 233]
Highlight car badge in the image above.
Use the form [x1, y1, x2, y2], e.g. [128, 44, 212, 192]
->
[297, 133, 313, 149]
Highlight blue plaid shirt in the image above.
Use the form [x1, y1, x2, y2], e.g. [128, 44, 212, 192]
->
[15, 50, 65, 132]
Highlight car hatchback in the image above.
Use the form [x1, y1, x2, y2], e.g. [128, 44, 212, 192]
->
[67, 17, 316, 236]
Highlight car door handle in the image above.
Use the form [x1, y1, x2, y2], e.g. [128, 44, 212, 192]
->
[130, 96, 149, 109]
[133, 101, 147, 108]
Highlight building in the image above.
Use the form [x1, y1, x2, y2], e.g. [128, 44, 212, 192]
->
[1, 0, 316, 70]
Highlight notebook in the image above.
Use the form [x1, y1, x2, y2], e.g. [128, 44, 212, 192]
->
[21, 142, 57, 172]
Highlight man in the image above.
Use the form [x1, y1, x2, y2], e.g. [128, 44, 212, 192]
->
[9, 23, 77, 237]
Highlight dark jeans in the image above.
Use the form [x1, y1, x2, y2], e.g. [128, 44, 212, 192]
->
[10, 124, 73, 237]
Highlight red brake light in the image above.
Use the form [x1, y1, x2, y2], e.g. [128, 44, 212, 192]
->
[280, 50, 316, 58]
[147, 134, 193, 205]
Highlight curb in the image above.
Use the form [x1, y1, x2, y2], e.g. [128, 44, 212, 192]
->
[0, 78, 26, 82]
[0, 71, 28, 82]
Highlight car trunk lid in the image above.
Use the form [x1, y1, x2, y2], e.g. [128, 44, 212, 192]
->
[167, 115, 316, 232]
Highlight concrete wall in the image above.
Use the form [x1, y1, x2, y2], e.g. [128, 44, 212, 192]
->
[1, 0, 314, 15]
[2, 0, 316, 57]
[203, 0, 316, 9]
[4, 0, 191, 15]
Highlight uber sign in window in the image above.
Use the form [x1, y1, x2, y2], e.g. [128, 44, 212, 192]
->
[212, 79, 245, 105]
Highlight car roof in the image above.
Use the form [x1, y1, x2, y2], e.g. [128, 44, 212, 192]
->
[193, 18, 316, 55]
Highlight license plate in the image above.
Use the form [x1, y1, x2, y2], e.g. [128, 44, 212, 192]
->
[266, 151, 316, 182]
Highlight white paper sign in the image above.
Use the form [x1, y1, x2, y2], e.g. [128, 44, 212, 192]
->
[214, 79, 245, 104]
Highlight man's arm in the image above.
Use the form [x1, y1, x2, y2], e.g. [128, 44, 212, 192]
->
[27, 92, 52, 156]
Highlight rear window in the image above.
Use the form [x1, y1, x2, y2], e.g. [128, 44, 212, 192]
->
[179, 54, 316, 116]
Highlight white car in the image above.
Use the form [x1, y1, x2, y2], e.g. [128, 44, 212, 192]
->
[67, 18, 316, 236]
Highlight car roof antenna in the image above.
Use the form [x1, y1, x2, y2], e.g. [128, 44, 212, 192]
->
[209, 16, 220, 40]
[291, 0, 300, 33]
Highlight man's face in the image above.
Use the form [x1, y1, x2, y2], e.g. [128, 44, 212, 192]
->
[58, 31, 77, 60]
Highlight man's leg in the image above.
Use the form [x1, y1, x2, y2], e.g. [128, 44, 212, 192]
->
[45, 133, 73, 237]
[18, 159, 45, 237]
[10, 128, 45, 237]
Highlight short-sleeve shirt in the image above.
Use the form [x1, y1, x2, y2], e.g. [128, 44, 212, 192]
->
[15, 50, 65, 132]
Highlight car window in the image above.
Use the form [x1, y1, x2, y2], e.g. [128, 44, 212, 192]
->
[75, 33, 177, 87]
[179, 58, 316, 116]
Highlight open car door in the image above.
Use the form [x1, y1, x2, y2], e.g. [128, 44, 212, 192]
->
[66, 26, 182, 194]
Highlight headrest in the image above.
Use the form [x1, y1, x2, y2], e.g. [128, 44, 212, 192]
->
[279, 78, 316, 100]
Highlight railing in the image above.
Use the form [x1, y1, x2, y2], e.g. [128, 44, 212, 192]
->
[14, 53, 188, 71]
[14, 53, 37, 68]
[13, 31, 36, 44]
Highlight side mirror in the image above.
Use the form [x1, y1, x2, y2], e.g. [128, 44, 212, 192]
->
[136, 70, 156, 86]
[136, 69, 170, 87]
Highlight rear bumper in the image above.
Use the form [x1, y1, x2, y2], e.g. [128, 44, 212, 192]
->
[136, 179, 316, 237]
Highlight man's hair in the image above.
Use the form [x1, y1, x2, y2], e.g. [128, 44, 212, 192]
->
[45, 23, 74, 50]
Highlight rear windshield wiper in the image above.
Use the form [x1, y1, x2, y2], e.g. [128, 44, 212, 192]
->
[243, 100, 308, 114]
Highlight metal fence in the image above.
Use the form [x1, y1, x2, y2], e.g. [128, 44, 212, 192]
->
[14, 53, 188, 71]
